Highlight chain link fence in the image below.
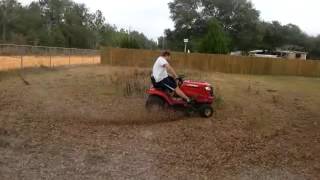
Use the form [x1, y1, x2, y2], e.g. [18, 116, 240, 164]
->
[0, 44, 100, 71]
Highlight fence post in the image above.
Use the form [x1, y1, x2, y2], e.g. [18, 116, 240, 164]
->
[81, 52, 84, 64]
[49, 54, 52, 68]
[69, 49, 71, 65]
[20, 55, 23, 69]
[110, 48, 113, 65]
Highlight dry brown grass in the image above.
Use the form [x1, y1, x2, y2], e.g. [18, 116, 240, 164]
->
[0, 55, 100, 70]
[0, 65, 320, 179]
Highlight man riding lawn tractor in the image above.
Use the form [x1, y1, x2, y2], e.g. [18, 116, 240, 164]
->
[152, 51, 192, 103]
[146, 51, 215, 118]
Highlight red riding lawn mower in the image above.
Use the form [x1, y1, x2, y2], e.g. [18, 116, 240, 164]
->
[146, 75, 215, 118]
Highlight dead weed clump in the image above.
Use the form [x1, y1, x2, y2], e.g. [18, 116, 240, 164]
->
[109, 69, 150, 97]
[213, 83, 225, 110]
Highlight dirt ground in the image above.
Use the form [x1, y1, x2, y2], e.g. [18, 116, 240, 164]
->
[0, 65, 320, 180]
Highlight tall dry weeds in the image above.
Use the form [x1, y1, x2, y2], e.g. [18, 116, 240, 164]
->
[109, 69, 151, 97]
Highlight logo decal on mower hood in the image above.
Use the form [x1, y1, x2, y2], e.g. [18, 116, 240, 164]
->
[186, 84, 199, 88]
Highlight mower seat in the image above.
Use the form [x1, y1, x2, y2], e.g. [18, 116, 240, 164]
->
[150, 76, 166, 91]
[150, 76, 179, 98]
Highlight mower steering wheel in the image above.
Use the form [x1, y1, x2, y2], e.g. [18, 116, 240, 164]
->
[178, 75, 186, 79]
[176, 75, 185, 86]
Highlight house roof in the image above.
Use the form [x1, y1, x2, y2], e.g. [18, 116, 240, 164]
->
[249, 50, 308, 54]
[277, 50, 308, 54]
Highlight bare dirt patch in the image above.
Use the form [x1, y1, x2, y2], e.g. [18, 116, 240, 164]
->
[0, 65, 319, 179]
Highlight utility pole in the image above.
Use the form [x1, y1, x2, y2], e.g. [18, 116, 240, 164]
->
[162, 36, 165, 50]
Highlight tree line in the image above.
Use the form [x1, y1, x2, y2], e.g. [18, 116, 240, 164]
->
[0, 0, 157, 49]
[1, 0, 320, 59]
[162, 0, 320, 59]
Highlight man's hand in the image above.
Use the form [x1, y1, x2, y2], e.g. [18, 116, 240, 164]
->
[175, 78, 180, 86]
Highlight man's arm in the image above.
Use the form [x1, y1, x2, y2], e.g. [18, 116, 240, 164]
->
[164, 64, 178, 79]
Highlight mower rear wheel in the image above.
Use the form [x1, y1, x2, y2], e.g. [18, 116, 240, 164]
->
[145, 95, 167, 112]
[199, 105, 214, 118]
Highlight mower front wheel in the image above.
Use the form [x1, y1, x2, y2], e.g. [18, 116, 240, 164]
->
[199, 105, 214, 118]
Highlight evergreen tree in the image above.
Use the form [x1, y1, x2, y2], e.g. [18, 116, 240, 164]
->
[199, 19, 229, 54]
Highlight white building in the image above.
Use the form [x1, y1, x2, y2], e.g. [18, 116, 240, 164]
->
[277, 50, 307, 60]
[249, 50, 307, 60]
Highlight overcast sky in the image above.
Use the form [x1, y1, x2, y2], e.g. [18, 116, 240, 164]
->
[20, 0, 320, 40]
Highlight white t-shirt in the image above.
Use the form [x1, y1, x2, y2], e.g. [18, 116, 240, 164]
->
[152, 56, 169, 82]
